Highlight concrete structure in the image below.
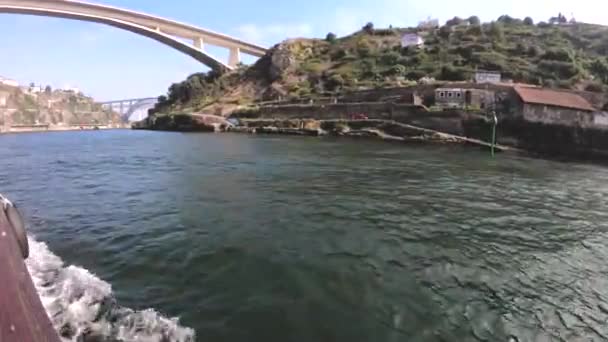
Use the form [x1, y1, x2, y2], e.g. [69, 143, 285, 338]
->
[435, 88, 496, 110]
[0, 77, 18, 87]
[0, 0, 267, 71]
[101, 97, 157, 122]
[401, 33, 424, 48]
[475, 70, 502, 84]
[514, 86, 595, 126]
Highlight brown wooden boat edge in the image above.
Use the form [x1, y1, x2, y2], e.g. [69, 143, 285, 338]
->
[0, 201, 60, 342]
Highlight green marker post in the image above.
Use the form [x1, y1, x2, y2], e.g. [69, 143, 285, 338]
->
[490, 111, 497, 157]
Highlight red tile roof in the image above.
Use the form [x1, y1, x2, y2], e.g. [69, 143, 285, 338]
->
[514, 86, 595, 111]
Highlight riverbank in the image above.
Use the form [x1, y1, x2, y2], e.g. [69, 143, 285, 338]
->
[1, 125, 127, 134]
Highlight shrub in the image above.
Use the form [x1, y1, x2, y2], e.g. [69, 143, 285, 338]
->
[380, 51, 401, 65]
[438, 26, 452, 39]
[407, 70, 427, 80]
[524, 17, 534, 25]
[356, 39, 373, 57]
[389, 64, 407, 76]
[585, 82, 605, 92]
[527, 45, 540, 57]
[446, 16, 464, 26]
[468, 16, 481, 25]
[330, 49, 347, 60]
[438, 65, 470, 81]
[539, 60, 579, 79]
[325, 32, 337, 43]
[466, 25, 483, 36]
[542, 48, 573, 62]
[362, 22, 374, 34]
[488, 22, 505, 41]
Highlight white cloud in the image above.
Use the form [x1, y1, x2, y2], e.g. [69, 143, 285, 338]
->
[236, 23, 313, 46]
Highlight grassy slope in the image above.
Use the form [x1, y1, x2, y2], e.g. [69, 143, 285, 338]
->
[152, 18, 608, 115]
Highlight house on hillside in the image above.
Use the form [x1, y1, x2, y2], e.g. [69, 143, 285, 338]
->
[435, 87, 496, 109]
[401, 33, 424, 48]
[475, 70, 502, 84]
[513, 86, 595, 126]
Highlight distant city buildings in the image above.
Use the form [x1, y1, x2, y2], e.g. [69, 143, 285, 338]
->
[401, 33, 425, 48]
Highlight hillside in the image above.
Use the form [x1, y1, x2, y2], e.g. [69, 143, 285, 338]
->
[0, 84, 121, 127]
[152, 15, 608, 116]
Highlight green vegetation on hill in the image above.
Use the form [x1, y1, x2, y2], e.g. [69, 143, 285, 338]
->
[152, 15, 608, 115]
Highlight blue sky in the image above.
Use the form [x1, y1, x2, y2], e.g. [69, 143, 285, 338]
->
[0, 0, 605, 101]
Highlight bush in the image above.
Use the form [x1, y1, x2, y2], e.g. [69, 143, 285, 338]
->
[527, 45, 540, 57]
[438, 26, 452, 39]
[468, 16, 481, 25]
[446, 16, 464, 26]
[389, 64, 407, 76]
[438, 65, 470, 81]
[471, 51, 509, 71]
[524, 17, 534, 25]
[539, 60, 579, 79]
[325, 32, 337, 43]
[466, 25, 483, 36]
[488, 22, 504, 41]
[356, 39, 373, 57]
[326, 74, 345, 91]
[362, 22, 374, 34]
[585, 82, 605, 92]
[542, 48, 573, 62]
[330, 49, 347, 61]
[380, 51, 401, 65]
[406, 70, 427, 80]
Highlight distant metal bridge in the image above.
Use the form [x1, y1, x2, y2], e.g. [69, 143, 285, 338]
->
[100, 97, 157, 122]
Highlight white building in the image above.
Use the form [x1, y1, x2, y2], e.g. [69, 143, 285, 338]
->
[475, 70, 502, 84]
[418, 18, 439, 29]
[0, 76, 19, 87]
[401, 33, 425, 48]
[63, 86, 81, 94]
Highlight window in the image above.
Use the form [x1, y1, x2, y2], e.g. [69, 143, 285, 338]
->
[456, 92, 462, 98]
[448, 92, 453, 98]
[439, 92, 445, 98]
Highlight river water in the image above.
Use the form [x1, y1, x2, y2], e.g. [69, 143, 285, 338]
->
[2, 130, 608, 342]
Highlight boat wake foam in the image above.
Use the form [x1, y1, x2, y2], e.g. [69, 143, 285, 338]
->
[25, 237, 195, 342]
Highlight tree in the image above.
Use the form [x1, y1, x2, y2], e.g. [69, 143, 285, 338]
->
[468, 16, 481, 26]
[523, 17, 534, 25]
[488, 22, 504, 41]
[362, 22, 374, 34]
[29, 82, 35, 88]
[446, 16, 464, 26]
[590, 58, 608, 83]
[325, 32, 337, 43]
[438, 25, 452, 39]
[44, 85, 52, 94]
[389, 64, 407, 76]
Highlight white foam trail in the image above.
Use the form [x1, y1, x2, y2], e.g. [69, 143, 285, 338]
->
[25, 237, 195, 342]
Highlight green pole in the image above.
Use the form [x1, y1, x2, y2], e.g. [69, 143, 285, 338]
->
[490, 112, 497, 157]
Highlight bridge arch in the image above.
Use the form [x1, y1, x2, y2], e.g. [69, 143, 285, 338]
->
[0, 0, 267, 72]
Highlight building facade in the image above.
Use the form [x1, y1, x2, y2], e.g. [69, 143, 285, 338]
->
[401, 33, 424, 48]
[475, 71, 501, 84]
[435, 88, 496, 109]
[514, 86, 595, 126]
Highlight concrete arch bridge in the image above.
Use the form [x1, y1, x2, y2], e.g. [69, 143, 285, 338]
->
[0, 0, 267, 72]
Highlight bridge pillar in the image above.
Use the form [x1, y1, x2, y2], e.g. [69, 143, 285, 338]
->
[228, 47, 241, 68]
[193, 37, 205, 50]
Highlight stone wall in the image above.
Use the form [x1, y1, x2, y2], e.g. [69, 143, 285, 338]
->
[523, 103, 593, 127]
[233, 103, 466, 135]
